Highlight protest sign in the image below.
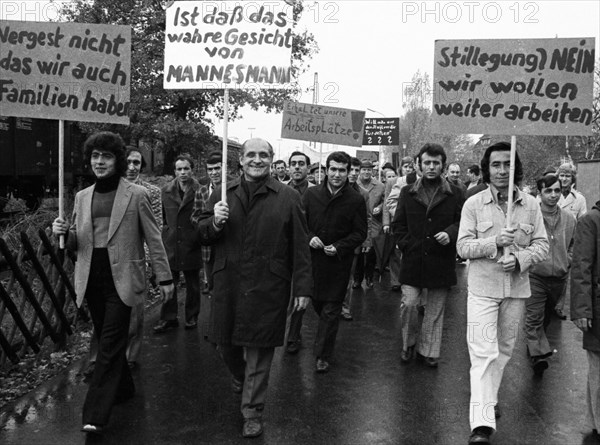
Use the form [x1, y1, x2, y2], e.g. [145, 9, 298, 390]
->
[362, 118, 399, 146]
[432, 38, 595, 135]
[164, 1, 293, 89]
[0, 20, 131, 125]
[282, 101, 365, 147]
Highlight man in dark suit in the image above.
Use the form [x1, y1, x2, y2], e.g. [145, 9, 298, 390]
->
[52, 132, 173, 434]
[154, 154, 203, 332]
[196, 138, 313, 438]
[303, 151, 367, 372]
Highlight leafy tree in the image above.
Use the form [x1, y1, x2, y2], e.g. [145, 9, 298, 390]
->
[400, 70, 474, 164]
[57, 0, 319, 173]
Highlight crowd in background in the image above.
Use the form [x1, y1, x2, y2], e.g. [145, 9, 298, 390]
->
[51, 132, 599, 445]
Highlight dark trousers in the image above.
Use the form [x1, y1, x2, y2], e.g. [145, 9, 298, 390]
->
[312, 300, 343, 359]
[160, 268, 201, 323]
[525, 274, 567, 358]
[287, 308, 305, 344]
[354, 249, 376, 282]
[82, 250, 134, 426]
[217, 345, 275, 419]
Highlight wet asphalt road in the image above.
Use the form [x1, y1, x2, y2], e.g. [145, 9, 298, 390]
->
[0, 264, 596, 445]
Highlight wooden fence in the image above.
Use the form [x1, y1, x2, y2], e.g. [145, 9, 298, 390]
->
[0, 229, 87, 367]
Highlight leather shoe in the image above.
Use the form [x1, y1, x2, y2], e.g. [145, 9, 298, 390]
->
[532, 358, 549, 376]
[81, 424, 104, 434]
[468, 426, 492, 444]
[400, 346, 414, 364]
[352, 281, 361, 289]
[366, 278, 374, 288]
[153, 319, 179, 334]
[340, 311, 353, 321]
[316, 358, 330, 373]
[184, 320, 198, 330]
[286, 341, 301, 355]
[231, 377, 243, 394]
[424, 357, 439, 368]
[242, 418, 263, 438]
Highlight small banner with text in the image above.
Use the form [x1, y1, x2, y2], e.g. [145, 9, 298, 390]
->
[0, 20, 131, 125]
[281, 101, 366, 147]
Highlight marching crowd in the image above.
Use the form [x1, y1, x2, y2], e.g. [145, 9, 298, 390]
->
[52, 131, 599, 444]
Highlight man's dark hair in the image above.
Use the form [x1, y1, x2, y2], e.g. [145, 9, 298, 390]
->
[536, 173, 562, 192]
[125, 146, 146, 171]
[416, 143, 447, 167]
[326, 151, 351, 170]
[206, 151, 222, 165]
[288, 151, 310, 166]
[350, 157, 361, 168]
[467, 164, 480, 176]
[174, 153, 194, 170]
[480, 141, 523, 184]
[84, 131, 127, 177]
[273, 159, 286, 168]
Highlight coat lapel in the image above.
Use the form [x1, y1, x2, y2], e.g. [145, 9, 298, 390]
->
[180, 180, 198, 210]
[427, 180, 453, 214]
[80, 186, 94, 245]
[231, 179, 248, 214]
[107, 179, 132, 242]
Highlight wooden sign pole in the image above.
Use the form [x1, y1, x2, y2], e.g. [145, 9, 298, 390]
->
[58, 120, 65, 249]
[221, 89, 229, 203]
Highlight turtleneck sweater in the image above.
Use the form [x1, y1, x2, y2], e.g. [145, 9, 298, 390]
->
[92, 174, 120, 248]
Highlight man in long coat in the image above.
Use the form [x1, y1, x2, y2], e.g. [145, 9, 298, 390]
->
[571, 198, 600, 437]
[196, 138, 312, 438]
[303, 151, 367, 372]
[392, 143, 464, 368]
[154, 154, 203, 332]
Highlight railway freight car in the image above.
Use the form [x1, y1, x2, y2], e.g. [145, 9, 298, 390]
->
[0, 116, 88, 210]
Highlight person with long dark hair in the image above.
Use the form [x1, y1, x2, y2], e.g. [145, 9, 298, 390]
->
[457, 142, 548, 444]
[52, 131, 173, 434]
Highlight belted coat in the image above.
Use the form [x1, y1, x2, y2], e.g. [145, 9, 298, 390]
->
[392, 178, 464, 288]
[303, 181, 368, 302]
[196, 176, 313, 347]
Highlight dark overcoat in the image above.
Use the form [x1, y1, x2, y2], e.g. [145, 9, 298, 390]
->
[197, 176, 313, 347]
[303, 181, 368, 302]
[571, 202, 600, 351]
[392, 178, 464, 288]
[162, 177, 202, 271]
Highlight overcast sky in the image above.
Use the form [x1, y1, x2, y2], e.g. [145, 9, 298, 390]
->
[3, 1, 599, 158]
